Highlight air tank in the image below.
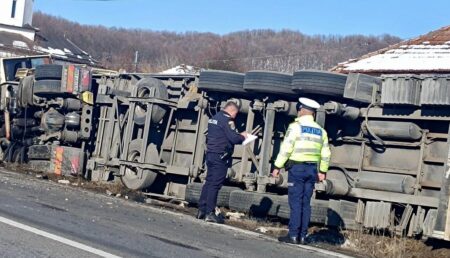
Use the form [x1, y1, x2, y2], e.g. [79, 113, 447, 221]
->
[363, 121, 422, 140]
[355, 171, 415, 194]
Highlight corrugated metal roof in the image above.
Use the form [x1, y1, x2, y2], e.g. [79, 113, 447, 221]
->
[0, 30, 98, 65]
[34, 31, 98, 65]
[0, 31, 34, 50]
[332, 25, 450, 74]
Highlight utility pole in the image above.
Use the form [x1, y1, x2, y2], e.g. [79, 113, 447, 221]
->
[134, 51, 139, 72]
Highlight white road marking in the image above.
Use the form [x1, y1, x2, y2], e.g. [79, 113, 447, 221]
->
[0, 216, 121, 258]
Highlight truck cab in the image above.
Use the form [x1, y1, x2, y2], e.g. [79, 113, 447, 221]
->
[0, 55, 52, 110]
[0, 55, 51, 83]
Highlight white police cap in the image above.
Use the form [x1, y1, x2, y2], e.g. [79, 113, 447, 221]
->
[299, 97, 320, 111]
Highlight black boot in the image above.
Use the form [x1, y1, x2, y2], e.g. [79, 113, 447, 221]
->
[204, 212, 224, 224]
[196, 210, 206, 220]
[278, 235, 299, 244]
[299, 237, 306, 245]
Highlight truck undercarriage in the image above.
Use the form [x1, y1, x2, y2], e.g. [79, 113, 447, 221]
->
[1, 61, 450, 241]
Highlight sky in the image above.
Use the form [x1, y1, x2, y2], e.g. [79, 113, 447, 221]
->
[33, 0, 450, 39]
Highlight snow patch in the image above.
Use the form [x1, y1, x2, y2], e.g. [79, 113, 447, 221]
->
[12, 41, 29, 49]
[34, 46, 67, 56]
[159, 64, 202, 75]
[344, 44, 450, 71]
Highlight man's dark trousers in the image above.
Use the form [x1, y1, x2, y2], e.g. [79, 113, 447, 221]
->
[198, 153, 228, 214]
[288, 163, 317, 238]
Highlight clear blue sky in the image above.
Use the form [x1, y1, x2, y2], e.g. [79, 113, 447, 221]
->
[34, 0, 449, 39]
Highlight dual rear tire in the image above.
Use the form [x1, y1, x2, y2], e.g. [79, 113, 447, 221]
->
[199, 69, 349, 98]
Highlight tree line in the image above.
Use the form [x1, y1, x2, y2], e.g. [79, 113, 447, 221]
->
[33, 12, 401, 73]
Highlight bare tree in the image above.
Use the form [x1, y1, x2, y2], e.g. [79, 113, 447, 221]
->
[33, 12, 401, 73]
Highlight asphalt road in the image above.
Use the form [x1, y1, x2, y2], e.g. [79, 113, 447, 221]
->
[0, 168, 347, 258]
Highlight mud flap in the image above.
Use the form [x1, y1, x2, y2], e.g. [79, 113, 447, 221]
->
[51, 146, 84, 176]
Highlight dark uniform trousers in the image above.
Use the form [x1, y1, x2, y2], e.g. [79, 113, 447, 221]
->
[198, 153, 229, 214]
[198, 110, 244, 215]
[288, 163, 317, 238]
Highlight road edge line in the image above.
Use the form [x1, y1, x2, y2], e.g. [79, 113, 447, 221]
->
[0, 215, 122, 258]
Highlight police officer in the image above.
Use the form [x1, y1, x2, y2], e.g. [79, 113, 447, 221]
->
[198, 101, 248, 223]
[272, 97, 331, 244]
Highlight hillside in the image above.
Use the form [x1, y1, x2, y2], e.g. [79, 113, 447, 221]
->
[33, 12, 401, 73]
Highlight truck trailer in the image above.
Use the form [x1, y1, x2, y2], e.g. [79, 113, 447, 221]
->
[1, 60, 450, 241]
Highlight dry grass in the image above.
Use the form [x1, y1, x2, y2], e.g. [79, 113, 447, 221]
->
[341, 229, 450, 258]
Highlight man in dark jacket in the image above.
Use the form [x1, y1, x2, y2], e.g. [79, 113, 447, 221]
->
[197, 101, 247, 223]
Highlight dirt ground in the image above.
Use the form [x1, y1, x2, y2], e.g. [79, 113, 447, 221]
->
[5, 165, 450, 258]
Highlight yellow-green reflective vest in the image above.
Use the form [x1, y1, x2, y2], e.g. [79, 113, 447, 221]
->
[274, 115, 331, 172]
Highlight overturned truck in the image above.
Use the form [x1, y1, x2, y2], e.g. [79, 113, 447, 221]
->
[2, 62, 450, 241]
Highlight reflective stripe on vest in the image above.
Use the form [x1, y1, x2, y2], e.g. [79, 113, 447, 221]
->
[288, 124, 323, 161]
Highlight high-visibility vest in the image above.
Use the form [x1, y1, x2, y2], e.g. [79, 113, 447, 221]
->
[274, 115, 331, 172]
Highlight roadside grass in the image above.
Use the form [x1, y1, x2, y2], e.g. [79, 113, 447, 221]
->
[340, 228, 450, 258]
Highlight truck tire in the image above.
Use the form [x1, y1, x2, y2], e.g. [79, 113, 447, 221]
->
[184, 182, 242, 207]
[292, 70, 348, 97]
[229, 191, 329, 222]
[278, 198, 329, 224]
[121, 139, 159, 190]
[133, 78, 168, 125]
[198, 70, 246, 94]
[19, 75, 34, 107]
[229, 191, 284, 217]
[35, 64, 63, 80]
[243, 71, 294, 96]
[34, 80, 62, 94]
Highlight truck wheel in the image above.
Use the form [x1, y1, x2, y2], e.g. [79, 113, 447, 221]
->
[198, 70, 246, 94]
[243, 71, 294, 96]
[35, 64, 63, 80]
[184, 182, 242, 207]
[121, 139, 159, 190]
[292, 70, 347, 97]
[229, 191, 284, 217]
[133, 78, 168, 125]
[19, 75, 34, 107]
[34, 80, 62, 94]
[278, 198, 329, 223]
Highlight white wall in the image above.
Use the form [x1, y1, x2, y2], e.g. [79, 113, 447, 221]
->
[0, 0, 35, 40]
[23, 0, 33, 25]
[0, 0, 34, 27]
[0, 23, 35, 40]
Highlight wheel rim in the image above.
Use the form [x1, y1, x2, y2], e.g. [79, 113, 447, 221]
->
[121, 140, 159, 190]
[124, 150, 140, 180]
